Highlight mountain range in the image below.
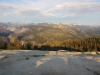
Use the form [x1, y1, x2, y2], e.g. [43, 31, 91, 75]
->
[0, 22, 100, 44]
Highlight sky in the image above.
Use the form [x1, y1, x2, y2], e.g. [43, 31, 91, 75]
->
[0, 0, 100, 25]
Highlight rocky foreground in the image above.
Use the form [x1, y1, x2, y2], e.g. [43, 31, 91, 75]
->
[0, 50, 100, 75]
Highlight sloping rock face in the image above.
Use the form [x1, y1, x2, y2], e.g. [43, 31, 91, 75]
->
[0, 50, 100, 75]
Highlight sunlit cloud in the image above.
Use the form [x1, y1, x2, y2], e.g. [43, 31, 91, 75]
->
[45, 2, 100, 17]
[0, 0, 100, 25]
[3, 12, 11, 16]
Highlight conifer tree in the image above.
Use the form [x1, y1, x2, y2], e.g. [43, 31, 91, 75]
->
[26, 42, 33, 50]
[7, 42, 12, 50]
[0, 42, 3, 49]
[13, 36, 20, 49]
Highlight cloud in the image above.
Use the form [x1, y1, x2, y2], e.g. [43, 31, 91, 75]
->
[0, 4, 44, 17]
[0, 4, 15, 11]
[0, 1, 100, 18]
[3, 12, 11, 16]
[15, 9, 44, 17]
[45, 2, 100, 17]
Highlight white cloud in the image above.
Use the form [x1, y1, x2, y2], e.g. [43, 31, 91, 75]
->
[0, 4, 15, 11]
[15, 9, 44, 17]
[3, 12, 11, 16]
[0, 1, 100, 18]
[45, 2, 100, 17]
[0, 4, 44, 17]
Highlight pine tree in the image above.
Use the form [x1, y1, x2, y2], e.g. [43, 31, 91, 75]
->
[26, 42, 33, 50]
[7, 42, 12, 50]
[13, 36, 20, 50]
[0, 42, 3, 49]
[38, 43, 42, 49]
[93, 43, 97, 52]
[4, 42, 7, 49]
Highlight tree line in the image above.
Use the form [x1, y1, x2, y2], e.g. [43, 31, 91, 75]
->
[0, 36, 100, 52]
